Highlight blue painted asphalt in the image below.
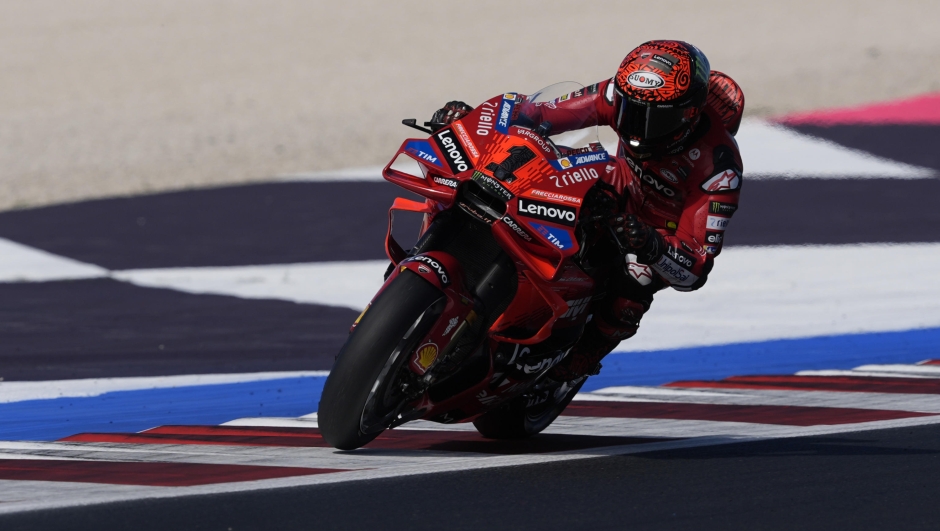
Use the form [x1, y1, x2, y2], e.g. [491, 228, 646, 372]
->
[5, 327, 938, 441]
[1, 376, 325, 441]
[584, 327, 940, 391]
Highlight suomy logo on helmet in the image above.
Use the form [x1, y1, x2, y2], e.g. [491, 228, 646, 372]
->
[627, 71, 665, 89]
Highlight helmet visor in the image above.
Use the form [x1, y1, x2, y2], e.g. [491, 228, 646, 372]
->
[615, 95, 689, 143]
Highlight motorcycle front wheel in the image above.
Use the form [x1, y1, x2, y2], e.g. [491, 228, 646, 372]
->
[318, 270, 444, 450]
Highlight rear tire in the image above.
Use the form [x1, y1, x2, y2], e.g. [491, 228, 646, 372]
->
[318, 270, 444, 450]
[472, 378, 585, 439]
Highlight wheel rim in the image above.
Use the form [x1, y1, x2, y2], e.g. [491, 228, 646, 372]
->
[359, 298, 444, 434]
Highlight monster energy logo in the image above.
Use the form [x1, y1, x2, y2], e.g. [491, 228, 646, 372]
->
[708, 201, 737, 216]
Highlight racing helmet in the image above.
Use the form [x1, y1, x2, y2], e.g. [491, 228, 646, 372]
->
[614, 41, 711, 156]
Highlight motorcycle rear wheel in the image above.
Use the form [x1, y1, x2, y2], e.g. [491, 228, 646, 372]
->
[318, 270, 444, 450]
[472, 378, 585, 439]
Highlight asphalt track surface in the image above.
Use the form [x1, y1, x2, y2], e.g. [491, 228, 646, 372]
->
[2, 110, 940, 529]
[4, 423, 939, 531]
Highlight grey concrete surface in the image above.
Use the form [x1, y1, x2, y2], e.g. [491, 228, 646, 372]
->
[2, 0, 939, 210]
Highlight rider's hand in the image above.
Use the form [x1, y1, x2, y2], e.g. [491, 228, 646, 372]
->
[429, 101, 474, 131]
[610, 213, 664, 264]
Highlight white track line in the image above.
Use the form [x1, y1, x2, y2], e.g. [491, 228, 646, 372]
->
[0, 237, 107, 283]
[112, 260, 388, 309]
[736, 119, 935, 178]
[581, 387, 940, 413]
[100, 243, 940, 351]
[795, 370, 940, 379]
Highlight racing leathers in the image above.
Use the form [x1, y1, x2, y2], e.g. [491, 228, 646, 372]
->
[526, 72, 746, 379]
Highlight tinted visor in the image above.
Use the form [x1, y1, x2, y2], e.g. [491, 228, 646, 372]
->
[615, 95, 689, 143]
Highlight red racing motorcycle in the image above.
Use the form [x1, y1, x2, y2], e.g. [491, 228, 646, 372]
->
[318, 83, 626, 450]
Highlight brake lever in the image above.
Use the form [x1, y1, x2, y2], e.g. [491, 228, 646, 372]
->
[401, 119, 434, 135]
[605, 224, 628, 256]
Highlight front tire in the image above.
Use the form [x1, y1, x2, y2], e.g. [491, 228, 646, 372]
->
[318, 270, 444, 450]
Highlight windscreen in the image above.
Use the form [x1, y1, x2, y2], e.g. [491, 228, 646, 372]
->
[514, 81, 601, 153]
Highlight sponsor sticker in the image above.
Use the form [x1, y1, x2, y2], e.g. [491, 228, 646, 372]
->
[708, 201, 738, 216]
[659, 168, 679, 184]
[496, 94, 517, 134]
[432, 175, 459, 189]
[517, 198, 577, 227]
[641, 172, 678, 198]
[443, 317, 459, 336]
[527, 189, 582, 205]
[701, 169, 741, 193]
[403, 255, 451, 286]
[665, 245, 696, 269]
[501, 214, 533, 242]
[549, 167, 599, 188]
[515, 127, 553, 154]
[705, 231, 724, 245]
[529, 222, 574, 250]
[476, 100, 498, 136]
[688, 148, 701, 161]
[404, 140, 443, 167]
[561, 296, 591, 318]
[549, 151, 609, 171]
[706, 215, 731, 231]
[471, 171, 514, 202]
[453, 122, 480, 160]
[666, 220, 678, 230]
[432, 128, 473, 175]
[651, 53, 676, 68]
[627, 71, 665, 89]
[652, 255, 699, 287]
[704, 245, 719, 254]
[413, 342, 439, 371]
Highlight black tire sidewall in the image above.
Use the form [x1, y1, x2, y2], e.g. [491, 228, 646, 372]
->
[318, 270, 443, 449]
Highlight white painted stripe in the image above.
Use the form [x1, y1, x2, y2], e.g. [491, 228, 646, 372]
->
[112, 260, 388, 310]
[106, 243, 940, 350]
[0, 237, 108, 283]
[735, 119, 935, 178]
[795, 370, 939, 379]
[222, 417, 321, 429]
[3, 240, 938, 351]
[851, 364, 940, 376]
[0, 371, 328, 403]
[582, 386, 940, 413]
[618, 243, 940, 352]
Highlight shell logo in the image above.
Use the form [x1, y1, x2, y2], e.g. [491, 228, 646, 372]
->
[414, 343, 439, 370]
[559, 158, 572, 169]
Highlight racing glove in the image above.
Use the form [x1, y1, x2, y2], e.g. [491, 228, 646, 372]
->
[610, 214, 664, 265]
[429, 101, 474, 131]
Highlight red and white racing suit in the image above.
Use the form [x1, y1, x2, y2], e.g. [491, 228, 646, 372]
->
[529, 72, 746, 377]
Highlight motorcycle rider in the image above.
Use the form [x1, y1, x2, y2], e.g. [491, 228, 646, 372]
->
[430, 40, 745, 381]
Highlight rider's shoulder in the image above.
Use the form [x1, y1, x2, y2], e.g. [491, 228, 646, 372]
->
[680, 114, 744, 188]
